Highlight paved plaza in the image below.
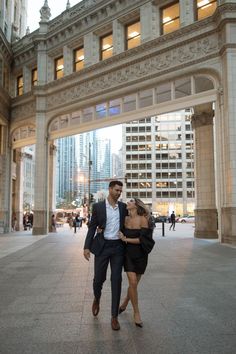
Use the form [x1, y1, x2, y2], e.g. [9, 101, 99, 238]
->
[0, 224, 235, 354]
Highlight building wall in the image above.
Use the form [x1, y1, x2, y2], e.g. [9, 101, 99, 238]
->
[0, 0, 28, 42]
[123, 110, 195, 216]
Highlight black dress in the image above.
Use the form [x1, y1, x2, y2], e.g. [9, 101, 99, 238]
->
[123, 228, 148, 274]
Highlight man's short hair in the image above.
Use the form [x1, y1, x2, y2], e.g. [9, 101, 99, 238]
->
[109, 180, 123, 188]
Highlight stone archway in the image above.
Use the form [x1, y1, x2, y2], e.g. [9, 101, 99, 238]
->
[29, 73, 221, 238]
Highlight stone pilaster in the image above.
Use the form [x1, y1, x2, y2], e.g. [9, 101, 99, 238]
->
[220, 43, 236, 244]
[112, 19, 125, 55]
[84, 32, 99, 67]
[140, 2, 160, 42]
[191, 104, 218, 239]
[63, 45, 73, 76]
[14, 149, 24, 231]
[0, 140, 12, 233]
[180, 0, 195, 27]
[48, 142, 57, 232]
[32, 96, 49, 235]
[23, 65, 31, 93]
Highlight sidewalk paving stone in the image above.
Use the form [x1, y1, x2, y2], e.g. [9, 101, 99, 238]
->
[0, 224, 235, 353]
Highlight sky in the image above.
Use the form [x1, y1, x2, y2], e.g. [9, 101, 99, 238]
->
[27, 0, 82, 32]
[27, 0, 122, 153]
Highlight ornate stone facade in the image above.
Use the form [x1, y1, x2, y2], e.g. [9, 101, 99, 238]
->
[0, 0, 236, 243]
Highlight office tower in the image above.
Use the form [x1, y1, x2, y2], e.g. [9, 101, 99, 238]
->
[0, 0, 28, 42]
[122, 110, 195, 216]
[56, 136, 77, 206]
[22, 145, 34, 212]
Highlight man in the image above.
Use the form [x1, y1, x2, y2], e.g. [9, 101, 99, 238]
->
[169, 211, 176, 231]
[83, 180, 127, 331]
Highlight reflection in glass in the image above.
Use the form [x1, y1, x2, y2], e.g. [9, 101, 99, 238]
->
[101, 34, 113, 60]
[197, 0, 217, 20]
[161, 2, 180, 35]
[74, 47, 84, 71]
[55, 57, 64, 79]
[126, 21, 141, 49]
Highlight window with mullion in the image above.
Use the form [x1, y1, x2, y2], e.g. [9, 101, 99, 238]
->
[126, 21, 141, 50]
[55, 56, 64, 80]
[196, 0, 217, 20]
[161, 2, 180, 35]
[101, 34, 113, 60]
[74, 47, 84, 71]
[17, 75, 23, 96]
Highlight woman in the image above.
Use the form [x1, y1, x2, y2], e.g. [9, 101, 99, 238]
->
[119, 198, 154, 327]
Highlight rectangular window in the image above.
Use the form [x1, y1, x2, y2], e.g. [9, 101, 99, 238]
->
[55, 56, 64, 80]
[17, 75, 23, 96]
[101, 34, 113, 60]
[126, 21, 141, 49]
[197, 0, 217, 20]
[161, 2, 180, 35]
[32, 68, 37, 86]
[74, 47, 84, 71]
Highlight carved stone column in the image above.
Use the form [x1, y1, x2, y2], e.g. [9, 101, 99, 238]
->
[180, 0, 195, 27]
[140, 2, 160, 42]
[63, 45, 73, 75]
[84, 32, 99, 67]
[32, 97, 49, 235]
[0, 135, 12, 233]
[48, 142, 57, 232]
[220, 39, 236, 245]
[14, 149, 24, 231]
[113, 19, 125, 55]
[191, 104, 218, 239]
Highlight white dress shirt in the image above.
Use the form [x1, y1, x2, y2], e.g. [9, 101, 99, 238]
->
[103, 199, 120, 240]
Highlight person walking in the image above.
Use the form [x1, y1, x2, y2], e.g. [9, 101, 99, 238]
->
[74, 213, 82, 234]
[169, 211, 176, 231]
[51, 214, 57, 232]
[118, 198, 155, 327]
[83, 180, 127, 331]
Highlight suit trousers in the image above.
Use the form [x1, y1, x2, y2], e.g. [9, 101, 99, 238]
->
[93, 239, 124, 317]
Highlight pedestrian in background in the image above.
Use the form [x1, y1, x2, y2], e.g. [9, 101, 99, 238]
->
[169, 211, 176, 231]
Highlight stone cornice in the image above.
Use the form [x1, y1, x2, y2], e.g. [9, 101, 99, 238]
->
[11, 2, 236, 67]
[45, 31, 219, 111]
[45, 25, 219, 92]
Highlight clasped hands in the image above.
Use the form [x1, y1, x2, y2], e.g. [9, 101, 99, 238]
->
[119, 231, 127, 243]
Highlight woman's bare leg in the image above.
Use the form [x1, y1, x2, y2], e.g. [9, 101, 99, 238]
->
[126, 272, 142, 323]
[120, 274, 141, 310]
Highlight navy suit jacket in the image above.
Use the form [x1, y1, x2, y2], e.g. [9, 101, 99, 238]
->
[84, 200, 127, 254]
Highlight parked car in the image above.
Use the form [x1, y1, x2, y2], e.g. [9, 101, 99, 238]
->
[178, 216, 195, 223]
[155, 216, 168, 223]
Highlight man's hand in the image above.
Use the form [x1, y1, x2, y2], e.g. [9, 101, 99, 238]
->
[83, 249, 90, 261]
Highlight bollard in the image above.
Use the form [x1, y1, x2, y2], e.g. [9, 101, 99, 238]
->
[162, 221, 165, 237]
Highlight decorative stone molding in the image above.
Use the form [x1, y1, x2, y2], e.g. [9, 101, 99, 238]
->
[11, 99, 36, 120]
[191, 111, 214, 129]
[46, 33, 218, 110]
[11, 125, 36, 144]
[40, 1, 51, 22]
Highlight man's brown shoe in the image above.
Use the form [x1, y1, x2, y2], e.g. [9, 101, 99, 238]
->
[92, 298, 100, 316]
[111, 317, 120, 331]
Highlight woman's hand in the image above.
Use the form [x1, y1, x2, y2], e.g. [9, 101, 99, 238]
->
[119, 231, 127, 243]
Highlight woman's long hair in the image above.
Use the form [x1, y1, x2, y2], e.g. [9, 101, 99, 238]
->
[134, 198, 154, 229]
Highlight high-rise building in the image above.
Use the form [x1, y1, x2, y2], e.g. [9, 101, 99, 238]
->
[0, 0, 28, 42]
[122, 110, 195, 216]
[56, 136, 77, 206]
[22, 145, 35, 212]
